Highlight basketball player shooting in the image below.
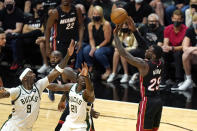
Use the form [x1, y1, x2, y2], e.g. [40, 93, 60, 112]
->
[47, 63, 95, 131]
[0, 40, 75, 131]
[114, 17, 163, 131]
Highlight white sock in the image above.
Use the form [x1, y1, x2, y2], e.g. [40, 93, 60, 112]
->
[186, 75, 191, 80]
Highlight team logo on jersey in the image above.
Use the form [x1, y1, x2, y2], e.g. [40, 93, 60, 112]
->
[20, 95, 39, 105]
[69, 96, 82, 105]
[60, 17, 76, 24]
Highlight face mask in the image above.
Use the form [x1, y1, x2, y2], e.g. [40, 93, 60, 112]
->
[193, 23, 197, 30]
[121, 28, 130, 33]
[149, 24, 156, 29]
[173, 21, 182, 27]
[93, 16, 101, 22]
[37, 9, 44, 17]
[135, 0, 143, 4]
[6, 4, 14, 11]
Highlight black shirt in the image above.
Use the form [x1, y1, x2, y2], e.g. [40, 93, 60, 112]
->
[123, 1, 154, 23]
[0, 8, 24, 30]
[25, 17, 43, 28]
[139, 24, 164, 45]
[185, 27, 197, 47]
[55, 5, 79, 43]
[140, 60, 163, 97]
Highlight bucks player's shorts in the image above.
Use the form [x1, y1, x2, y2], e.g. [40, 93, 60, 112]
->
[1, 119, 32, 131]
[136, 96, 162, 131]
[60, 116, 94, 131]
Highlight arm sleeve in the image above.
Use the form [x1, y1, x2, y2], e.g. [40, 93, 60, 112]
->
[157, 27, 164, 43]
[133, 30, 150, 49]
[35, 77, 50, 94]
[7, 88, 20, 101]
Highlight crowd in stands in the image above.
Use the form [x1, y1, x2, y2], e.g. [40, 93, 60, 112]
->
[0, 0, 197, 96]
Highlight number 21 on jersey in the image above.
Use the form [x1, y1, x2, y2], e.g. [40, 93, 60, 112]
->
[148, 77, 161, 91]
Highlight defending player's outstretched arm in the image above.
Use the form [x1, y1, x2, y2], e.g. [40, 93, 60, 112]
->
[81, 63, 95, 103]
[113, 25, 149, 77]
[47, 83, 74, 92]
[47, 40, 75, 83]
[0, 87, 10, 99]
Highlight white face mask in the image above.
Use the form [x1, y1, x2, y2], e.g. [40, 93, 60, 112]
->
[135, 0, 143, 3]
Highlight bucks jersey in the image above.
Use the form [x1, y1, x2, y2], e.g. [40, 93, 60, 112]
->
[62, 83, 90, 129]
[1, 77, 49, 131]
[140, 60, 163, 98]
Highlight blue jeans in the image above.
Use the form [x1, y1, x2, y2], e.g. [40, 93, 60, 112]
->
[83, 45, 113, 69]
[75, 42, 88, 69]
[165, 5, 189, 25]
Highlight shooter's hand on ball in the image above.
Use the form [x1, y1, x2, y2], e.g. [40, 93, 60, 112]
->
[126, 16, 137, 32]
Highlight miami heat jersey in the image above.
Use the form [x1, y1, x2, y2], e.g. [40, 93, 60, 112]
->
[140, 60, 163, 98]
[65, 83, 90, 128]
[55, 5, 78, 43]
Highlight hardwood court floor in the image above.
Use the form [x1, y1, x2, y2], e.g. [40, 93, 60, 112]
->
[0, 93, 197, 131]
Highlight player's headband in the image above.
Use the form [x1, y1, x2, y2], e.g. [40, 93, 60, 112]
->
[19, 68, 32, 81]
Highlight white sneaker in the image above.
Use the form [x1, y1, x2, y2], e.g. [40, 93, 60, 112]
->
[120, 74, 129, 83]
[37, 64, 49, 73]
[178, 79, 193, 91]
[107, 73, 116, 83]
[129, 73, 139, 85]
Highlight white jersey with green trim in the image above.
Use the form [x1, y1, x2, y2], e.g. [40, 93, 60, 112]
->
[1, 77, 49, 131]
[65, 83, 90, 128]
[10, 85, 41, 129]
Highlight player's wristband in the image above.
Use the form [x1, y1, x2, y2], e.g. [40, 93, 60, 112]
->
[55, 65, 64, 73]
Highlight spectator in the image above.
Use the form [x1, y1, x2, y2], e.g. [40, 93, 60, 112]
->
[84, 5, 113, 80]
[162, 10, 187, 87]
[107, 22, 138, 83]
[165, 0, 189, 25]
[123, 0, 154, 27]
[176, 13, 197, 90]
[138, 13, 164, 46]
[21, 0, 45, 72]
[185, 0, 197, 27]
[0, 0, 24, 70]
[75, 4, 91, 70]
[149, 0, 164, 25]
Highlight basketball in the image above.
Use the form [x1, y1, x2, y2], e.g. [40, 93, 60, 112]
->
[111, 8, 128, 25]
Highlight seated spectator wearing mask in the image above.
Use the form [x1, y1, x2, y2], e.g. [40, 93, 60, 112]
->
[0, 0, 24, 70]
[175, 13, 197, 90]
[165, 0, 189, 25]
[83, 5, 113, 80]
[22, 0, 45, 72]
[123, 0, 154, 27]
[138, 13, 164, 46]
[162, 10, 188, 87]
[185, 0, 197, 27]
